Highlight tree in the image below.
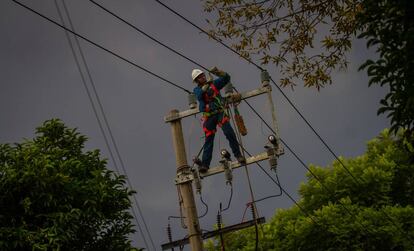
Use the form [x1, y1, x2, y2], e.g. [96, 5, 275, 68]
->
[205, 129, 414, 250]
[0, 119, 139, 251]
[357, 0, 414, 136]
[203, 0, 414, 139]
[203, 0, 359, 89]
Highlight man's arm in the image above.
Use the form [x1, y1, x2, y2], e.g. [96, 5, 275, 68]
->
[194, 86, 204, 101]
[193, 86, 206, 112]
[213, 73, 230, 90]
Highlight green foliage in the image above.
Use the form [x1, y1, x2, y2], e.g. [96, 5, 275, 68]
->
[357, 0, 414, 135]
[0, 119, 138, 250]
[205, 129, 414, 250]
[204, 0, 359, 89]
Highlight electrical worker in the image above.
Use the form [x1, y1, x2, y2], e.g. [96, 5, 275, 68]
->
[192, 67, 245, 173]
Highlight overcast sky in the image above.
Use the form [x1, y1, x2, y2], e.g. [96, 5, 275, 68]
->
[0, 0, 389, 250]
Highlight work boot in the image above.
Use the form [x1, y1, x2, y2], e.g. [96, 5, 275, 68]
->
[236, 155, 246, 165]
[198, 165, 209, 174]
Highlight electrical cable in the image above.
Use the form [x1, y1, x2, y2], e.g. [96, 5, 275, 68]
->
[17, 0, 410, 244]
[80, 2, 370, 230]
[168, 193, 209, 220]
[220, 185, 233, 212]
[249, 170, 283, 205]
[152, 0, 265, 71]
[198, 194, 209, 218]
[83, 0, 381, 239]
[238, 98, 391, 238]
[54, 1, 154, 249]
[89, 0, 208, 73]
[82, 2, 375, 232]
[228, 107, 259, 251]
[15, 0, 349, 248]
[12, 0, 191, 94]
[151, 0, 365, 188]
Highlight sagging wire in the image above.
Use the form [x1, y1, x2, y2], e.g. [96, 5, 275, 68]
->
[198, 193, 209, 218]
[250, 169, 283, 204]
[227, 104, 259, 251]
[220, 185, 233, 212]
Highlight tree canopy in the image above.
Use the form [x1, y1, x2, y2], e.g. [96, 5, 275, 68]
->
[357, 0, 414, 136]
[0, 119, 138, 251]
[205, 129, 414, 250]
[204, 0, 359, 89]
[204, 0, 414, 140]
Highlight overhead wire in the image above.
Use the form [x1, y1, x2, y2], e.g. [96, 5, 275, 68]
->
[84, 1, 364, 211]
[220, 185, 233, 212]
[54, 1, 154, 250]
[13, 0, 335, 248]
[151, 0, 363, 186]
[80, 3, 301, 223]
[82, 0, 382, 238]
[81, 3, 313, 217]
[12, 0, 191, 94]
[227, 105, 259, 251]
[16, 0, 410, 245]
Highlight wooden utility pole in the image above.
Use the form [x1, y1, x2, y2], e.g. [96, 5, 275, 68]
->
[168, 109, 203, 251]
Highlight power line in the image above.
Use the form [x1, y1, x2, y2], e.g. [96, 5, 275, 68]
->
[84, 0, 381, 237]
[54, 1, 156, 250]
[151, 0, 363, 186]
[147, 2, 413, 240]
[15, 0, 410, 244]
[12, 0, 190, 95]
[152, 0, 265, 71]
[89, 0, 207, 73]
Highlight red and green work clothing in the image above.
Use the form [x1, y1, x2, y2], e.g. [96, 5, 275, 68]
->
[193, 73, 242, 168]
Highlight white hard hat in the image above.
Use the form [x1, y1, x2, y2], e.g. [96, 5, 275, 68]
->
[191, 69, 204, 82]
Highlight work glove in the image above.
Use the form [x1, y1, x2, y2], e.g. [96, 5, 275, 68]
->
[210, 66, 226, 77]
[201, 84, 209, 92]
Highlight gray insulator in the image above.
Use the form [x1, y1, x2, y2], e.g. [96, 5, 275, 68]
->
[265, 145, 278, 170]
[265, 145, 274, 156]
[221, 159, 233, 185]
[261, 70, 270, 87]
[269, 155, 278, 170]
[192, 168, 202, 194]
[224, 82, 234, 96]
[261, 70, 270, 83]
[188, 93, 197, 109]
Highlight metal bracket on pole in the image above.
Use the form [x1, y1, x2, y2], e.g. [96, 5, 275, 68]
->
[174, 171, 194, 185]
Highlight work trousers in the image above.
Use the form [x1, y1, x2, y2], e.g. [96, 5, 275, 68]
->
[201, 112, 241, 168]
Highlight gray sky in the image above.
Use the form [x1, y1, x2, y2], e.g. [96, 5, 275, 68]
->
[1, 0, 389, 250]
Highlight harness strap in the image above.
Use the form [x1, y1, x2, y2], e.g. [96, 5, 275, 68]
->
[203, 126, 216, 137]
[217, 116, 230, 127]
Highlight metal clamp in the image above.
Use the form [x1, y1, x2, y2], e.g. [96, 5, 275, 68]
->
[175, 171, 194, 185]
[192, 166, 202, 194]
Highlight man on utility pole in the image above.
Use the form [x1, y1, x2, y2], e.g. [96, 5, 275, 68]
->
[192, 67, 245, 173]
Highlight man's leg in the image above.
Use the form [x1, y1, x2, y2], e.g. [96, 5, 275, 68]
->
[221, 120, 242, 159]
[201, 115, 217, 169]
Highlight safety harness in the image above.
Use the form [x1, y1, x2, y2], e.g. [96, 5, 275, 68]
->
[202, 82, 229, 137]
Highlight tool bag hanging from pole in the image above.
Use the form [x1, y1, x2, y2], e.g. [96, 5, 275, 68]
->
[233, 105, 247, 136]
